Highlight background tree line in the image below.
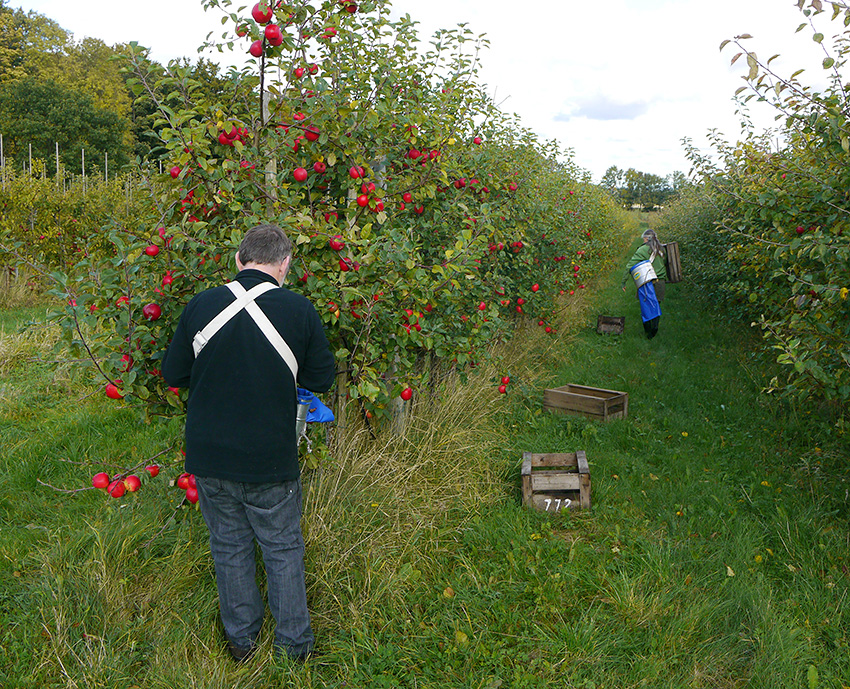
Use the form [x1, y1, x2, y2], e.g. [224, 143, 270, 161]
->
[600, 165, 687, 211]
[0, 0, 234, 175]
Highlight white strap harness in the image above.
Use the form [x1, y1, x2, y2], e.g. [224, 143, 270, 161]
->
[192, 281, 299, 386]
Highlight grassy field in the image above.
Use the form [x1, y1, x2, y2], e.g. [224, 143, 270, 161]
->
[1, 229, 848, 688]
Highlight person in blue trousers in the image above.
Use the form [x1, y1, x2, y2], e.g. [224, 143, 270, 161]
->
[622, 228, 667, 339]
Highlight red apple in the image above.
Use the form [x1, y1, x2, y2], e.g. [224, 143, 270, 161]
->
[107, 480, 125, 498]
[124, 475, 142, 492]
[304, 126, 319, 141]
[498, 384, 507, 394]
[249, 40, 264, 57]
[265, 24, 283, 46]
[252, 2, 273, 23]
[105, 383, 123, 400]
[531, 283, 539, 292]
[356, 194, 369, 207]
[400, 387, 413, 401]
[501, 376, 510, 385]
[329, 235, 345, 251]
[145, 244, 159, 257]
[169, 166, 180, 179]
[473, 136, 482, 145]
[92, 472, 110, 489]
[293, 167, 308, 182]
[142, 303, 161, 321]
[185, 487, 199, 504]
[313, 161, 327, 174]
[402, 192, 413, 203]
[145, 465, 160, 478]
[177, 473, 190, 490]
[349, 165, 364, 179]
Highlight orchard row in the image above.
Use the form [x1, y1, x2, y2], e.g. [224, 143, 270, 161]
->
[668, 2, 850, 434]
[2, 0, 624, 426]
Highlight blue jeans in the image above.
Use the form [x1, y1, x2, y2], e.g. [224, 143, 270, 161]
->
[195, 476, 314, 658]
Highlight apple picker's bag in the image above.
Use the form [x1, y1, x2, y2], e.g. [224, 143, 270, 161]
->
[192, 281, 334, 446]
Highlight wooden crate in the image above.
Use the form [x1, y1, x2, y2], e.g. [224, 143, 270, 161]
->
[521, 451, 591, 511]
[663, 241, 682, 283]
[543, 384, 628, 421]
[596, 315, 625, 335]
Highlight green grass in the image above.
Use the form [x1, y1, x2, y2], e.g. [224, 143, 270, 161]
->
[1, 237, 848, 688]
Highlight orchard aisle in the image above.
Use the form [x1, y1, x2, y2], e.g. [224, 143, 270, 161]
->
[482, 227, 850, 686]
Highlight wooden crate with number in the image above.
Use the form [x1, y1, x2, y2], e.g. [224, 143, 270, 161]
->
[543, 384, 628, 421]
[521, 451, 591, 512]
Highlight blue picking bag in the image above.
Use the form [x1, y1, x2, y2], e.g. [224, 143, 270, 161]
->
[637, 282, 661, 323]
[296, 388, 334, 423]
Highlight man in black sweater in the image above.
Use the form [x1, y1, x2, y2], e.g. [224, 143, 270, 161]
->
[163, 224, 335, 663]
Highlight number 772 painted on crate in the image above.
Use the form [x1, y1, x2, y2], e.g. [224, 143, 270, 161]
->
[521, 451, 591, 511]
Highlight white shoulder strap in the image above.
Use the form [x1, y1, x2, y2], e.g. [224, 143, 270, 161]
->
[192, 282, 276, 356]
[191, 281, 299, 385]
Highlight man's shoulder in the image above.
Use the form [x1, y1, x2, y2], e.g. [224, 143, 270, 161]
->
[186, 283, 234, 308]
[262, 286, 317, 311]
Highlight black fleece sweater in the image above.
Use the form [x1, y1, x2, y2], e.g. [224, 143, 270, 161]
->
[162, 269, 335, 483]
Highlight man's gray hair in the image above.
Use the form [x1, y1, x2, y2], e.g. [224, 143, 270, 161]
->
[238, 224, 292, 265]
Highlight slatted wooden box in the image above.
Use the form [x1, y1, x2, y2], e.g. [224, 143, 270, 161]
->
[663, 241, 682, 283]
[521, 451, 591, 511]
[543, 384, 628, 421]
[596, 315, 625, 335]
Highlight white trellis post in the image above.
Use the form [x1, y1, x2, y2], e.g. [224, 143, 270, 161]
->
[28, 143, 32, 176]
[55, 142, 60, 188]
[82, 148, 86, 193]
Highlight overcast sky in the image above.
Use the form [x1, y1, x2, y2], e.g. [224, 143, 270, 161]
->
[8, 0, 839, 181]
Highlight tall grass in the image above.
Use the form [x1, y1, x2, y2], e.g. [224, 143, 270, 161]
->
[2, 216, 848, 688]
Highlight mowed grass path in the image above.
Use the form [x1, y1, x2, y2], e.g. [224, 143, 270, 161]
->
[0, 235, 848, 688]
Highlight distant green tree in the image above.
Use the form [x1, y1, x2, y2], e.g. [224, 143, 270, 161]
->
[603, 166, 675, 210]
[600, 165, 624, 197]
[0, 79, 129, 173]
[0, 1, 69, 82]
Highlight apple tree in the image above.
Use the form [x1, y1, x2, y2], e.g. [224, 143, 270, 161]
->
[683, 0, 850, 433]
[21, 0, 622, 435]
